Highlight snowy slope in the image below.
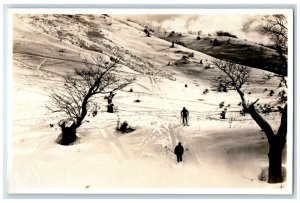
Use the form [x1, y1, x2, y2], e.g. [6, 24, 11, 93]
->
[9, 14, 288, 193]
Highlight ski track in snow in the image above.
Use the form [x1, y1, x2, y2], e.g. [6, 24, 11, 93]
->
[36, 58, 47, 77]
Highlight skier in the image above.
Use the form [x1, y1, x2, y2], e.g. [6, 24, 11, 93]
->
[174, 142, 184, 162]
[181, 107, 189, 126]
[105, 91, 116, 113]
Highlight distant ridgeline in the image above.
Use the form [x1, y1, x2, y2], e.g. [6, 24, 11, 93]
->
[16, 14, 176, 81]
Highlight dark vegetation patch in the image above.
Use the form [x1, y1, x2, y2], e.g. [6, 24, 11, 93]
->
[157, 32, 283, 75]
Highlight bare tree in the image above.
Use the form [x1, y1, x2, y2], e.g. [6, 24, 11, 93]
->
[257, 14, 287, 77]
[211, 14, 288, 183]
[47, 51, 134, 145]
[212, 58, 287, 184]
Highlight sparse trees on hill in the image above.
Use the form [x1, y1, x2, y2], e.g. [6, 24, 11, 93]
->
[47, 51, 133, 145]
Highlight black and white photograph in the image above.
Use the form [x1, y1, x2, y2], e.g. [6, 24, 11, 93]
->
[6, 7, 294, 195]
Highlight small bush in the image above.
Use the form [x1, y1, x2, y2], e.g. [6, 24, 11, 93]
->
[203, 89, 209, 94]
[204, 65, 211, 70]
[196, 36, 201, 40]
[129, 88, 133, 92]
[86, 30, 104, 39]
[176, 41, 186, 47]
[213, 38, 220, 46]
[260, 104, 273, 114]
[216, 31, 237, 38]
[188, 52, 194, 57]
[219, 101, 225, 108]
[182, 55, 189, 60]
[143, 28, 151, 37]
[269, 90, 275, 96]
[134, 99, 141, 103]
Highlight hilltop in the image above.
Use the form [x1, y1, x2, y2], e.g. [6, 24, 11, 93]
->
[127, 18, 285, 75]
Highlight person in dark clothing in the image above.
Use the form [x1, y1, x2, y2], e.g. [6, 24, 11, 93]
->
[174, 142, 184, 162]
[105, 91, 116, 113]
[181, 107, 189, 126]
[107, 91, 116, 104]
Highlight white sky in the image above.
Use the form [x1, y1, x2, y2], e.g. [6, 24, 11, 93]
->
[114, 14, 271, 44]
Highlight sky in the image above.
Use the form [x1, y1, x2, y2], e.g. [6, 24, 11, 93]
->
[114, 14, 271, 44]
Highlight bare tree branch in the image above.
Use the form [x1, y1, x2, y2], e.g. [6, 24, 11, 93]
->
[48, 50, 134, 128]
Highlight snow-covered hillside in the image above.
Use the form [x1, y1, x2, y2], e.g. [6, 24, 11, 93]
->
[9, 14, 289, 193]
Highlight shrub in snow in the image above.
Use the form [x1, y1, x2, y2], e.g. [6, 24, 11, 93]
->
[216, 31, 237, 38]
[269, 90, 275, 96]
[196, 36, 201, 40]
[182, 55, 189, 60]
[278, 90, 287, 102]
[204, 65, 211, 70]
[117, 121, 135, 134]
[143, 28, 151, 37]
[260, 104, 273, 115]
[188, 52, 194, 57]
[176, 41, 186, 47]
[86, 30, 104, 39]
[217, 83, 227, 92]
[212, 38, 220, 46]
[219, 101, 225, 108]
[203, 89, 209, 94]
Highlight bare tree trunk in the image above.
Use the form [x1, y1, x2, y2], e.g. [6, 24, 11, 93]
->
[268, 104, 287, 183]
[235, 85, 287, 183]
[268, 144, 283, 183]
[59, 121, 77, 145]
[247, 104, 287, 183]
